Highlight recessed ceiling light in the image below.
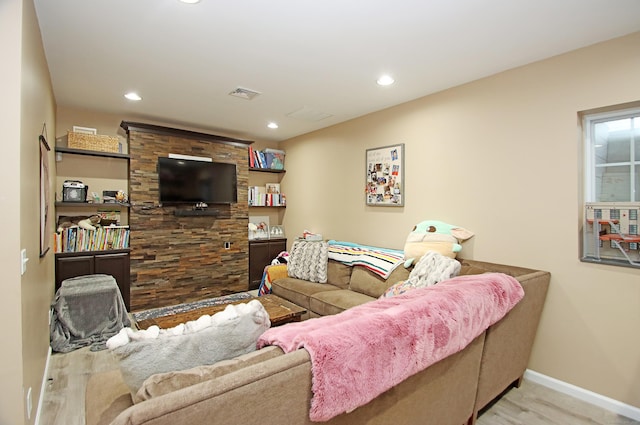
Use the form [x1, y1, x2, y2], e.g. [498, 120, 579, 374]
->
[377, 75, 395, 86]
[179, 0, 201, 4]
[267, 122, 279, 129]
[124, 92, 142, 101]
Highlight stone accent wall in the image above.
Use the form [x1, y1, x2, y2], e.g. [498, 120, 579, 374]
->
[124, 123, 250, 311]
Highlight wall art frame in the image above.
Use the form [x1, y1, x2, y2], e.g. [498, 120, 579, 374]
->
[365, 143, 404, 206]
[39, 134, 51, 257]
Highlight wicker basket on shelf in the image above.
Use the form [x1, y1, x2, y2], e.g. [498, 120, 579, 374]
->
[67, 131, 120, 153]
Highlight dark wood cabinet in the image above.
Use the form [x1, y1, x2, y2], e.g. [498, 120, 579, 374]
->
[55, 249, 131, 310]
[249, 239, 286, 291]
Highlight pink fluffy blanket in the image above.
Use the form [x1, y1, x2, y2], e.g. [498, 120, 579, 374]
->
[257, 272, 524, 422]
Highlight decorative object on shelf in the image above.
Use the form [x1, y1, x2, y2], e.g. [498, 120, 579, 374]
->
[264, 148, 285, 170]
[270, 225, 285, 238]
[57, 215, 101, 233]
[102, 190, 117, 202]
[67, 131, 120, 153]
[265, 183, 280, 194]
[248, 146, 286, 170]
[62, 180, 88, 202]
[365, 143, 404, 207]
[303, 230, 323, 241]
[40, 133, 51, 257]
[116, 190, 128, 203]
[97, 210, 121, 226]
[249, 216, 270, 240]
[100, 190, 128, 204]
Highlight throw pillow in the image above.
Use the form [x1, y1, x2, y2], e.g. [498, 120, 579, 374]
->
[380, 251, 461, 298]
[106, 300, 271, 402]
[287, 240, 328, 283]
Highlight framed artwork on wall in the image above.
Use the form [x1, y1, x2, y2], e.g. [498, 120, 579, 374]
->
[365, 143, 404, 206]
[39, 134, 51, 257]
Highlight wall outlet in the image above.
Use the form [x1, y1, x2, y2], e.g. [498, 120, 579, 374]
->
[224, 242, 231, 249]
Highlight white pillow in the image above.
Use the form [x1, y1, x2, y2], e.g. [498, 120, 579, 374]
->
[287, 240, 328, 283]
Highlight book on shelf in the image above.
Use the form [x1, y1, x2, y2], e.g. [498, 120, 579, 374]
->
[248, 186, 286, 207]
[264, 148, 285, 170]
[248, 148, 286, 170]
[54, 226, 130, 253]
[248, 146, 255, 168]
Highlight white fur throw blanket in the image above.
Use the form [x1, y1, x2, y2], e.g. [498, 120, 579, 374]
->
[258, 273, 524, 422]
[107, 300, 270, 400]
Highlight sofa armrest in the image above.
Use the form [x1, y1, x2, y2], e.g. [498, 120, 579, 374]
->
[473, 270, 551, 414]
[109, 350, 313, 425]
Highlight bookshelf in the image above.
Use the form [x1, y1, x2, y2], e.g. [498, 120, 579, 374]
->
[54, 145, 131, 308]
[247, 147, 287, 289]
[248, 168, 286, 208]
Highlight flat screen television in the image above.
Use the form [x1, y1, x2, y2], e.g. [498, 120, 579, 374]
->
[158, 157, 237, 205]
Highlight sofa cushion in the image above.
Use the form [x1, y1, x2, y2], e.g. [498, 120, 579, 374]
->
[108, 300, 270, 402]
[287, 240, 329, 283]
[326, 260, 352, 289]
[349, 264, 411, 298]
[136, 346, 284, 402]
[271, 277, 341, 310]
[309, 290, 374, 316]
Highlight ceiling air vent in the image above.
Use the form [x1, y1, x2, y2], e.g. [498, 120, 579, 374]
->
[228, 87, 261, 100]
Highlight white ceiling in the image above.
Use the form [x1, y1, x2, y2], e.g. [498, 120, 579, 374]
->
[34, 0, 640, 143]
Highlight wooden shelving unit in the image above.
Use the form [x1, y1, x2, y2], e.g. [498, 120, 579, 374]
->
[54, 143, 132, 308]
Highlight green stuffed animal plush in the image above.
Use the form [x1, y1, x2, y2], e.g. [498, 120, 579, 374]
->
[403, 220, 474, 267]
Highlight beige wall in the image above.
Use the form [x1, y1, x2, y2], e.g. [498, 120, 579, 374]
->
[0, 1, 27, 423]
[21, 0, 57, 420]
[280, 32, 640, 408]
[1, 0, 57, 424]
[9, 4, 638, 419]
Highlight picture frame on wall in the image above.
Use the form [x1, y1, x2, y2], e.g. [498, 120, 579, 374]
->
[365, 143, 404, 206]
[39, 134, 51, 257]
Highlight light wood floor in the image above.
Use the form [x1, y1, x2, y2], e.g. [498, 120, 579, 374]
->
[40, 346, 639, 425]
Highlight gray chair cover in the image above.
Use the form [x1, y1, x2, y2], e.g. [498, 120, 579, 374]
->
[50, 274, 131, 353]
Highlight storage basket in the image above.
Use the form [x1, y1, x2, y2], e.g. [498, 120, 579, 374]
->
[67, 131, 120, 153]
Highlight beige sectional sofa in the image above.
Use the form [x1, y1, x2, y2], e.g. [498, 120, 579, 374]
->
[86, 258, 550, 425]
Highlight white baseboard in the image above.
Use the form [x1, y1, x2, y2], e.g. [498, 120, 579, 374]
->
[33, 346, 52, 425]
[524, 369, 640, 421]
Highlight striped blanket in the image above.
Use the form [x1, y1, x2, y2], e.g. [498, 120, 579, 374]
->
[258, 264, 289, 296]
[327, 240, 405, 279]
